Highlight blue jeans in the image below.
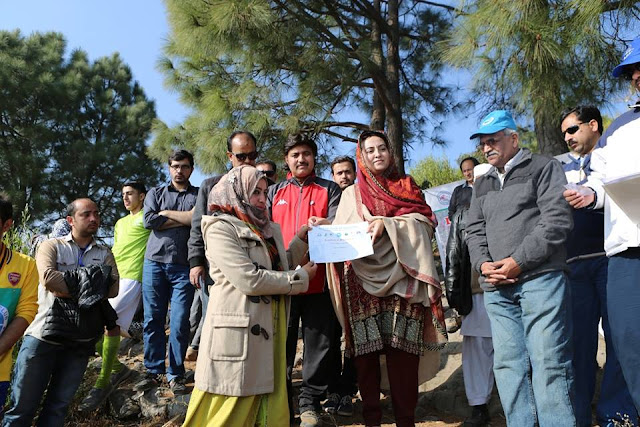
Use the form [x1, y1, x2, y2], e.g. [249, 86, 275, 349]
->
[484, 271, 576, 426]
[608, 249, 640, 419]
[142, 259, 195, 382]
[569, 256, 636, 426]
[2, 336, 90, 427]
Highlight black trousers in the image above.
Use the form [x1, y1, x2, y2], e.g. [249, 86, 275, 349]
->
[286, 291, 340, 413]
[328, 322, 358, 397]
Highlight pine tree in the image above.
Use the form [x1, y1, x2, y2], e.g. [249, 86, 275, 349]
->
[156, 0, 460, 174]
[441, 0, 636, 155]
[0, 31, 164, 229]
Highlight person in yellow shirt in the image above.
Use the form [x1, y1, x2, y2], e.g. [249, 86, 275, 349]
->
[0, 194, 38, 409]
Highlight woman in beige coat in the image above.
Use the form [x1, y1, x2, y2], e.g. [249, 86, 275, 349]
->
[183, 165, 317, 427]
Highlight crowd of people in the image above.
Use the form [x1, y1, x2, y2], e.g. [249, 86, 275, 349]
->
[0, 36, 639, 427]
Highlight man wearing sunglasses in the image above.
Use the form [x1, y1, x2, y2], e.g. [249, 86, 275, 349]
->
[186, 131, 259, 362]
[560, 106, 636, 426]
[565, 37, 640, 417]
[256, 159, 278, 186]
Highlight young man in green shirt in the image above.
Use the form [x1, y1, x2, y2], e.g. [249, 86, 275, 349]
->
[79, 182, 150, 412]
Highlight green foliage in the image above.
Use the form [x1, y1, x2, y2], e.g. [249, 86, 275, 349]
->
[409, 155, 462, 189]
[158, 0, 460, 175]
[2, 205, 38, 255]
[0, 31, 165, 228]
[441, 0, 636, 156]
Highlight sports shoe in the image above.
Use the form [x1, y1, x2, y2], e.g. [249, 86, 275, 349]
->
[185, 346, 198, 362]
[133, 372, 162, 392]
[169, 376, 188, 395]
[337, 395, 354, 417]
[110, 365, 134, 388]
[462, 404, 490, 427]
[300, 409, 323, 427]
[78, 385, 112, 412]
[323, 393, 340, 414]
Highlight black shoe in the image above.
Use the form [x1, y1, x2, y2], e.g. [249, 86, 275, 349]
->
[462, 404, 490, 427]
[336, 395, 354, 417]
[133, 372, 162, 392]
[323, 393, 340, 414]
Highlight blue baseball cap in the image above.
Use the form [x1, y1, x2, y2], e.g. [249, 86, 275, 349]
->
[469, 110, 517, 140]
[612, 37, 640, 78]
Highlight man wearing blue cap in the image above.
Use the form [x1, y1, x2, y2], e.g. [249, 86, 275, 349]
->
[465, 110, 576, 426]
[565, 36, 640, 418]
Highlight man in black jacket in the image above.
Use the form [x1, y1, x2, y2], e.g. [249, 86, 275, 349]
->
[448, 156, 479, 221]
[185, 131, 259, 362]
[446, 199, 494, 427]
[3, 198, 119, 427]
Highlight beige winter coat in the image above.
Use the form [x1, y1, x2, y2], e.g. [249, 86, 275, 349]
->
[195, 214, 309, 396]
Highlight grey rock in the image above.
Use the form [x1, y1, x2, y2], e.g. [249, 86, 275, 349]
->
[167, 394, 190, 418]
[87, 357, 102, 371]
[136, 387, 172, 419]
[109, 388, 141, 420]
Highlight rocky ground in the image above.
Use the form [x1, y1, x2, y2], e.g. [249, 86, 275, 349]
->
[62, 305, 607, 427]
[60, 308, 505, 426]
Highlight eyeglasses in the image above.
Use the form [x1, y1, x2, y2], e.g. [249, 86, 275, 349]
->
[562, 123, 583, 137]
[231, 151, 259, 162]
[170, 164, 192, 171]
[623, 63, 640, 80]
[260, 169, 276, 178]
[476, 134, 504, 149]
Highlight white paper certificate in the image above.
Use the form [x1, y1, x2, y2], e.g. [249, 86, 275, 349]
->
[308, 222, 374, 263]
[603, 172, 640, 224]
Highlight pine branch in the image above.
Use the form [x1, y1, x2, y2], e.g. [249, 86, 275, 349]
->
[320, 128, 358, 142]
[272, 1, 356, 55]
[412, 0, 462, 14]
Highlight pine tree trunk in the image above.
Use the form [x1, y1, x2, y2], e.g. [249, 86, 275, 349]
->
[384, 0, 405, 175]
[370, 0, 385, 131]
[534, 110, 567, 156]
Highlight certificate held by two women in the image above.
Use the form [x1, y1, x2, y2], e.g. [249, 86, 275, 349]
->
[308, 222, 374, 263]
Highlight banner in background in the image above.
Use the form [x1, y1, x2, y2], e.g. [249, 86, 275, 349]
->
[423, 180, 464, 270]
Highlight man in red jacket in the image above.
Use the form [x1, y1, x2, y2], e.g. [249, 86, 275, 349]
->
[268, 134, 341, 427]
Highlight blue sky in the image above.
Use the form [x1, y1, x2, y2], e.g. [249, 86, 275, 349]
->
[1, 1, 634, 185]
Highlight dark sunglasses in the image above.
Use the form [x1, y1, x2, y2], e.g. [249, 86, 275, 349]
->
[231, 151, 259, 162]
[562, 123, 582, 137]
[623, 63, 640, 80]
[261, 169, 276, 178]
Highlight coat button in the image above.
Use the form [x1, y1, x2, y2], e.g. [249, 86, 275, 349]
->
[250, 324, 269, 339]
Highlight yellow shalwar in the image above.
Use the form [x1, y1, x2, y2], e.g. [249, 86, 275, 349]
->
[183, 298, 288, 427]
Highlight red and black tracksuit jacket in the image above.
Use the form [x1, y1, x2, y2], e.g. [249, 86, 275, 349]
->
[267, 173, 341, 294]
